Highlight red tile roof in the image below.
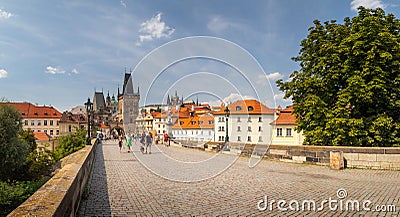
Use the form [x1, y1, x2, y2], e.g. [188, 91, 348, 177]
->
[59, 112, 87, 123]
[4, 102, 62, 119]
[214, 99, 275, 115]
[172, 115, 214, 129]
[34, 132, 51, 141]
[270, 105, 297, 125]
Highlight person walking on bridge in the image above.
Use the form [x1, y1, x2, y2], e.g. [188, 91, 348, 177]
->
[145, 132, 153, 154]
[125, 133, 132, 153]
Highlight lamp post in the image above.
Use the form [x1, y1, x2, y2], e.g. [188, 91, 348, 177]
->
[85, 98, 93, 145]
[224, 106, 230, 143]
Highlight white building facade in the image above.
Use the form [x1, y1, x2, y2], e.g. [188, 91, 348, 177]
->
[214, 100, 275, 144]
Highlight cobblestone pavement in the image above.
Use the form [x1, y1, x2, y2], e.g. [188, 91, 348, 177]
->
[79, 140, 400, 217]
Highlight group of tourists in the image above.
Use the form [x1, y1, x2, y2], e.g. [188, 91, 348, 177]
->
[117, 132, 153, 154]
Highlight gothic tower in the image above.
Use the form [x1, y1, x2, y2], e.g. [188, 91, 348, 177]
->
[118, 70, 140, 134]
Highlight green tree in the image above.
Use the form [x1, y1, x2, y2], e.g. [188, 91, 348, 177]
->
[54, 127, 86, 160]
[0, 104, 29, 181]
[277, 7, 400, 147]
[19, 129, 37, 153]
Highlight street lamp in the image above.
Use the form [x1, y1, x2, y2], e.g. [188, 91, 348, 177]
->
[85, 97, 93, 145]
[224, 106, 230, 143]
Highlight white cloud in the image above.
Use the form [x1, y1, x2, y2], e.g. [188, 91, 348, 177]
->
[350, 0, 385, 11]
[274, 92, 291, 102]
[0, 69, 8, 78]
[137, 12, 175, 45]
[120, 0, 127, 8]
[71, 68, 79, 74]
[223, 93, 255, 104]
[257, 72, 284, 85]
[45, 66, 65, 74]
[207, 16, 247, 34]
[0, 9, 13, 20]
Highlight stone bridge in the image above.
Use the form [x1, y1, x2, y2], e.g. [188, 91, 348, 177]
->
[9, 140, 400, 216]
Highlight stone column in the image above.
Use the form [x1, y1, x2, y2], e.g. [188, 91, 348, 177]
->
[330, 151, 344, 170]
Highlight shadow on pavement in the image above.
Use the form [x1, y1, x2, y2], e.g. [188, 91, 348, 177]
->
[78, 143, 111, 216]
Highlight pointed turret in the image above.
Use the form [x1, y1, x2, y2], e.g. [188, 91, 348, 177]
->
[167, 94, 171, 105]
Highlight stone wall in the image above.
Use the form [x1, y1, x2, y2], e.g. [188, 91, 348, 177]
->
[8, 140, 97, 217]
[227, 143, 400, 170]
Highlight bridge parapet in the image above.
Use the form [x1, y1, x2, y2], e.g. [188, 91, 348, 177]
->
[7, 139, 98, 217]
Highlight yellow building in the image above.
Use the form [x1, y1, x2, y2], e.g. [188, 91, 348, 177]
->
[270, 106, 304, 146]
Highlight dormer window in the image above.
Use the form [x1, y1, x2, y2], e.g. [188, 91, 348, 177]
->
[21, 112, 25, 115]
[44, 112, 48, 115]
[236, 106, 242, 111]
[34, 112, 38, 115]
[248, 106, 254, 111]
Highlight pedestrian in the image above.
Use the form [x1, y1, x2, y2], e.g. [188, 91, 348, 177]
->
[163, 133, 168, 147]
[118, 135, 123, 152]
[145, 132, 153, 154]
[125, 133, 132, 153]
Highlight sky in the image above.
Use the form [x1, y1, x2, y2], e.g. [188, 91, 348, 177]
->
[0, 0, 399, 112]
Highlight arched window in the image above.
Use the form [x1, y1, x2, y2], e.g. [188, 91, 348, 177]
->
[236, 106, 242, 111]
[248, 106, 254, 111]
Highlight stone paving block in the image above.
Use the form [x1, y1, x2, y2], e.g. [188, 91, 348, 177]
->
[78, 140, 400, 216]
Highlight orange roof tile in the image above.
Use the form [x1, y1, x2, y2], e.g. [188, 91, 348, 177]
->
[214, 99, 275, 115]
[270, 105, 297, 125]
[172, 115, 214, 129]
[34, 132, 51, 141]
[4, 102, 62, 119]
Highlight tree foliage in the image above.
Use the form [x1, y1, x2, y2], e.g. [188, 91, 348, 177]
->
[54, 127, 86, 160]
[277, 7, 400, 146]
[0, 104, 29, 181]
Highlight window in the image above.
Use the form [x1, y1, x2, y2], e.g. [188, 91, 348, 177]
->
[247, 136, 252, 142]
[50, 130, 53, 135]
[248, 106, 254, 111]
[209, 120, 213, 124]
[50, 120, 53, 126]
[158, 124, 161, 128]
[248, 126, 252, 132]
[218, 126, 225, 132]
[258, 117, 262, 122]
[37, 130, 41, 132]
[218, 136, 225, 141]
[68, 125, 72, 132]
[237, 117, 241, 122]
[236, 106, 242, 111]
[258, 126, 262, 132]
[24, 120, 28, 126]
[31, 120, 35, 126]
[277, 128, 283, 136]
[44, 120, 48, 126]
[286, 128, 292, 137]
[237, 136, 241, 142]
[248, 117, 252, 122]
[237, 126, 241, 132]
[218, 117, 225, 122]
[258, 136, 263, 142]
[37, 120, 41, 126]
[56, 120, 59, 126]
[44, 130, 47, 134]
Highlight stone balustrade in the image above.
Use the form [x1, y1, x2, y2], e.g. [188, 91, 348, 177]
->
[8, 139, 97, 217]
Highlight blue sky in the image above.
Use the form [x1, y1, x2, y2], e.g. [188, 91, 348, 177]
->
[0, 0, 399, 112]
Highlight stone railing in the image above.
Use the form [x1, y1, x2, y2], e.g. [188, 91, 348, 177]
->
[8, 139, 98, 217]
[211, 142, 400, 170]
